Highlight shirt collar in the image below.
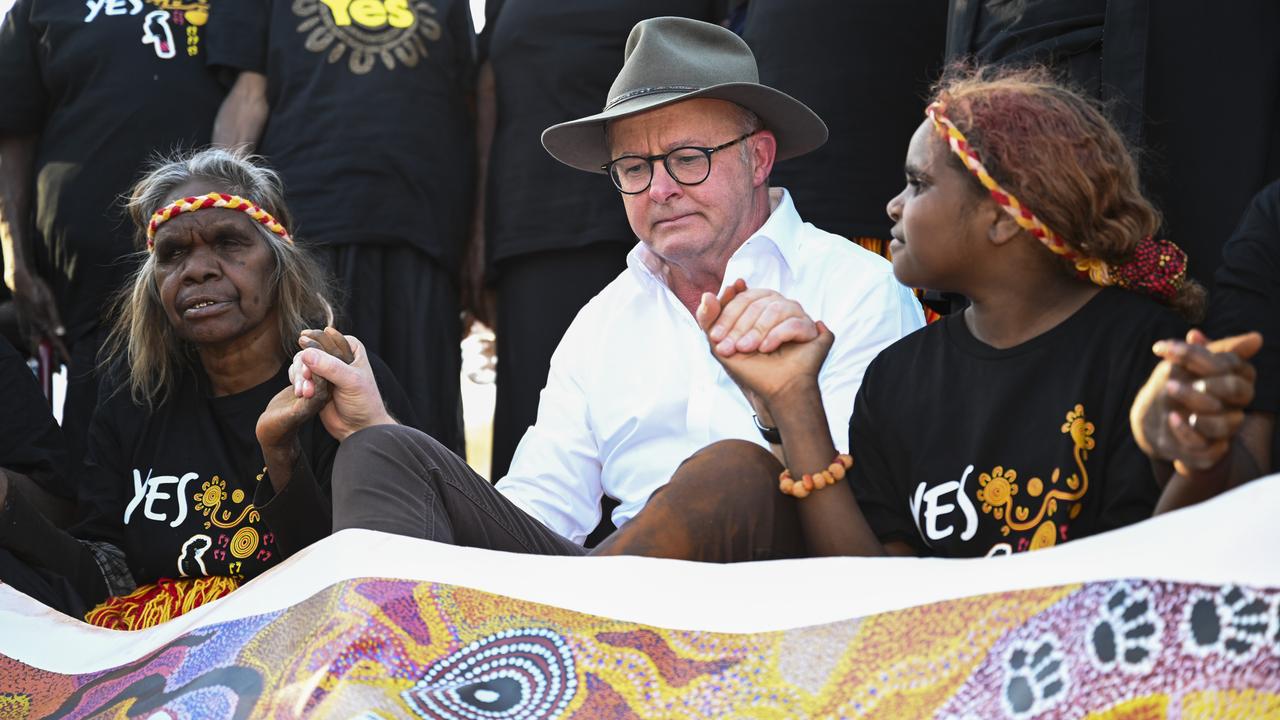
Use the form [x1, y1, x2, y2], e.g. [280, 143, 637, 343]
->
[626, 187, 802, 290]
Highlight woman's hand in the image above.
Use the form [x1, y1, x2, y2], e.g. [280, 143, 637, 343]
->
[290, 329, 396, 442]
[696, 279, 833, 407]
[256, 329, 355, 491]
[1131, 329, 1260, 472]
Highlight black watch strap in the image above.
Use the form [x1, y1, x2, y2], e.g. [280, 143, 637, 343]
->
[753, 414, 782, 444]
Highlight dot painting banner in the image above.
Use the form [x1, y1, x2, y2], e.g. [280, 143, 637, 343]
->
[1, 478, 1278, 719]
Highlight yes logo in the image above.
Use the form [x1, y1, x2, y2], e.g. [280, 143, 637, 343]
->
[319, 0, 414, 29]
[909, 464, 979, 546]
[294, 0, 440, 74]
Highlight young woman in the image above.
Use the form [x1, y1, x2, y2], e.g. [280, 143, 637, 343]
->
[695, 67, 1244, 558]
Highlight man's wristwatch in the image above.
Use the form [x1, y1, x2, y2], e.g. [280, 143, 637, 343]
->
[754, 414, 782, 444]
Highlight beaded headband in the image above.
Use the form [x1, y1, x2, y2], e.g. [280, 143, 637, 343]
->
[147, 192, 292, 250]
[925, 101, 1187, 303]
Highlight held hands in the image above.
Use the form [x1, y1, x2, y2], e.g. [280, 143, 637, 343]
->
[695, 278, 833, 405]
[1130, 329, 1261, 473]
[256, 328, 354, 452]
[288, 327, 396, 442]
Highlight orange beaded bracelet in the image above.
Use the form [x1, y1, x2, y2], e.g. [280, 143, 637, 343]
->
[779, 453, 853, 498]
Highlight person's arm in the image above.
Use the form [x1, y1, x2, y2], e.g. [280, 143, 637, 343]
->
[460, 59, 496, 330]
[0, 133, 68, 361]
[697, 287, 906, 557]
[212, 71, 268, 151]
[493, 322, 606, 545]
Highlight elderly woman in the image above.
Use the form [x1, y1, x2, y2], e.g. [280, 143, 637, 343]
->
[0, 148, 413, 627]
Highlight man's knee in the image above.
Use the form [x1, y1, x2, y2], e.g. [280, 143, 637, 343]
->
[668, 439, 781, 498]
[338, 424, 452, 467]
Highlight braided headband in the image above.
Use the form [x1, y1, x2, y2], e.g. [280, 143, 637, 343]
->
[147, 192, 292, 250]
[925, 101, 1187, 303]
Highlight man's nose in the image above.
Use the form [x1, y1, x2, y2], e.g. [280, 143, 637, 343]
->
[648, 159, 682, 202]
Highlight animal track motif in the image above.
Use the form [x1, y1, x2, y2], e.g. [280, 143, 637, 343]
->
[1088, 583, 1163, 673]
[1002, 635, 1068, 718]
[1183, 585, 1275, 662]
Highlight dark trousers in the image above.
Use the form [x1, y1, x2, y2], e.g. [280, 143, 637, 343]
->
[0, 472, 102, 616]
[322, 244, 464, 454]
[333, 425, 805, 562]
[491, 244, 628, 480]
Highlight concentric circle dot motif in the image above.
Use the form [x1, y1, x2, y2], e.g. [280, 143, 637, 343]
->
[401, 627, 577, 719]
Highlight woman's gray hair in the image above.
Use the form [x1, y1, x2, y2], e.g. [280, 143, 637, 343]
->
[104, 147, 335, 407]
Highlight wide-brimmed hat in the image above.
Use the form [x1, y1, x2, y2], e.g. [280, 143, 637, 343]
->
[541, 16, 828, 173]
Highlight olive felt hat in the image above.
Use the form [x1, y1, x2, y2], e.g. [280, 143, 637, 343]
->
[541, 16, 829, 173]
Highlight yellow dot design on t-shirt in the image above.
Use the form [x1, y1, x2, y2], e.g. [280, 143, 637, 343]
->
[975, 404, 1096, 546]
[230, 526, 260, 559]
[192, 474, 261, 531]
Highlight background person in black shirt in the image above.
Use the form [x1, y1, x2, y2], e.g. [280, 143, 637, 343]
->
[472, 0, 729, 483]
[694, 68, 1224, 558]
[0, 0, 265, 487]
[208, 0, 477, 455]
[739, 0, 947, 257]
[0, 149, 413, 626]
[1201, 180, 1280, 475]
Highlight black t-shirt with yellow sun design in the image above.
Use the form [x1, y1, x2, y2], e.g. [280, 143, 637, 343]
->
[206, 0, 475, 270]
[849, 287, 1187, 557]
[72, 357, 414, 588]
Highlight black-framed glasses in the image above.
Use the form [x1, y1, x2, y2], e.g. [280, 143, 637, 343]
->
[603, 132, 755, 194]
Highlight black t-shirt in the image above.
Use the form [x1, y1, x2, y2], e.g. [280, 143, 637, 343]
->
[0, 335, 68, 498]
[1208, 179, 1280, 470]
[741, 0, 947, 241]
[212, 0, 476, 269]
[0, 0, 233, 340]
[72, 357, 414, 593]
[849, 288, 1187, 557]
[481, 0, 727, 266]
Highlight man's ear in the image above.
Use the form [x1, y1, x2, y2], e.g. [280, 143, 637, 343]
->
[987, 205, 1022, 246]
[750, 130, 777, 186]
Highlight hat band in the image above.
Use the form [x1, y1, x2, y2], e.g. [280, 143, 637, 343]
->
[604, 85, 700, 111]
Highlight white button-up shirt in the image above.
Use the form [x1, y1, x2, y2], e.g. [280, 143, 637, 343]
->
[496, 189, 924, 544]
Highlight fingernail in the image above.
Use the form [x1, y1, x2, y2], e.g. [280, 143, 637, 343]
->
[717, 339, 734, 355]
[1192, 379, 1209, 394]
[1165, 379, 1183, 394]
[1152, 341, 1168, 354]
[710, 326, 725, 341]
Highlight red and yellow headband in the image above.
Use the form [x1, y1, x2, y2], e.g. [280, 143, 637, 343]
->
[147, 192, 292, 250]
[925, 101, 1187, 303]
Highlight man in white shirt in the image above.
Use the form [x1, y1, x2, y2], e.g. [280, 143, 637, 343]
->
[288, 17, 923, 559]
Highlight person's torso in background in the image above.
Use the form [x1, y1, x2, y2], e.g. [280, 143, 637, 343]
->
[256, 0, 475, 267]
[742, 0, 948, 242]
[1, 0, 227, 336]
